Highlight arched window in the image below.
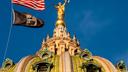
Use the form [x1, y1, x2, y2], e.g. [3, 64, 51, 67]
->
[65, 48, 68, 51]
[85, 64, 101, 72]
[82, 63, 102, 72]
[55, 48, 58, 54]
[33, 62, 53, 72]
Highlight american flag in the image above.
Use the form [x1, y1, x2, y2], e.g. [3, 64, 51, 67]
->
[12, 0, 45, 11]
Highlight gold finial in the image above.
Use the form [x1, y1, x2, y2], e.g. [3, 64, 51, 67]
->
[55, 0, 69, 27]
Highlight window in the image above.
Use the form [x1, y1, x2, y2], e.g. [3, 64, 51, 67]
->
[85, 64, 101, 72]
[33, 62, 53, 72]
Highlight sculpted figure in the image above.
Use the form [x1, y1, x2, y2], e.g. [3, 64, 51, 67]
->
[55, 1, 67, 19]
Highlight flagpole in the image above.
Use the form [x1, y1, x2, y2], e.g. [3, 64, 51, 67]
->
[2, 0, 14, 63]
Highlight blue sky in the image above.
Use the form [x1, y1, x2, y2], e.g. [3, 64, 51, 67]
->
[0, 0, 128, 67]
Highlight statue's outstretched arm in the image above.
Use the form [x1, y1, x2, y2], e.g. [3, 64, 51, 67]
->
[63, 0, 67, 6]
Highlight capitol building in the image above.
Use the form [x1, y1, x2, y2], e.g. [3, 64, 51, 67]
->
[0, 2, 127, 72]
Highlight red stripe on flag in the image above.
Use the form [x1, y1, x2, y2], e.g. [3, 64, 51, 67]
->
[12, 0, 45, 11]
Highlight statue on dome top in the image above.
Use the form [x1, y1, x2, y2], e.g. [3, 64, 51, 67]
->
[55, 0, 69, 19]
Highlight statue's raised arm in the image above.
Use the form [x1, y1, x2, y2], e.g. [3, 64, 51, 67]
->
[63, 0, 68, 6]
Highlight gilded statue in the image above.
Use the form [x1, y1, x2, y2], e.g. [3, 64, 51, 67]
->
[55, 0, 67, 19]
[55, 0, 69, 26]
